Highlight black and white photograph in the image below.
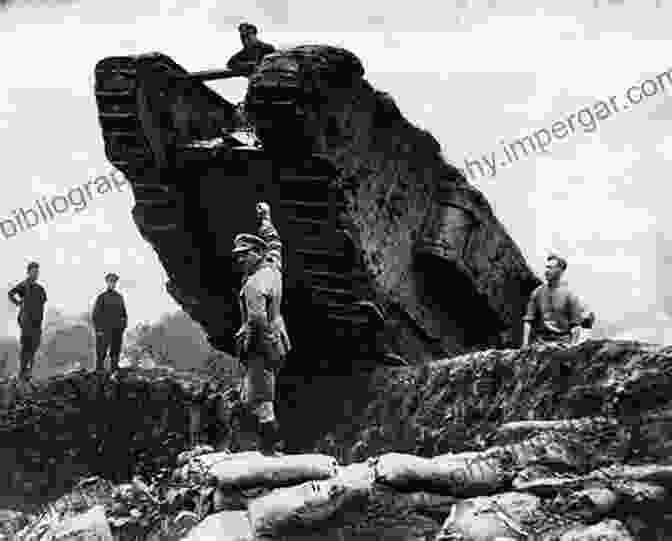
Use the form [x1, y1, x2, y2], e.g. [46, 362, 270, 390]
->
[1, 0, 671, 539]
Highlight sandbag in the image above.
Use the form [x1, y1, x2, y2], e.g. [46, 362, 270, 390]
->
[558, 519, 634, 541]
[435, 492, 540, 541]
[176, 445, 217, 466]
[515, 464, 672, 496]
[440, 432, 586, 474]
[206, 453, 339, 489]
[558, 486, 619, 521]
[513, 473, 584, 495]
[248, 461, 374, 536]
[180, 511, 253, 541]
[186, 451, 263, 471]
[372, 452, 506, 495]
[174, 451, 264, 483]
[611, 480, 667, 504]
[369, 488, 458, 516]
[497, 417, 606, 437]
[43, 505, 113, 541]
[614, 463, 672, 484]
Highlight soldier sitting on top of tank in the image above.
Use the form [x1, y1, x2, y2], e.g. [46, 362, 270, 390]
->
[227, 23, 276, 77]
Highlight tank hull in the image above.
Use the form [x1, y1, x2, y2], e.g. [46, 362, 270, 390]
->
[93, 49, 540, 370]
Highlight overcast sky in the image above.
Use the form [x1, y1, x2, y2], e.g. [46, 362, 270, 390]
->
[1, 0, 671, 341]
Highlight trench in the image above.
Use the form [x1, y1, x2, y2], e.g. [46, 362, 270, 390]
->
[0, 366, 387, 515]
[0, 372, 192, 514]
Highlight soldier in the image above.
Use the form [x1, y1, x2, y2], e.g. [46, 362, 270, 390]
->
[522, 254, 587, 347]
[92, 273, 128, 374]
[226, 23, 276, 77]
[8, 262, 47, 381]
[232, 202, 291, 454]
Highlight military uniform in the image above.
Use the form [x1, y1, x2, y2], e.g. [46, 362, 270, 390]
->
[227, 41, 275, 76]
[8, 278, 47, 380]
[92, 287, 128, 372]
[233, 216, 291, 453]
[524, 282, 583, 344]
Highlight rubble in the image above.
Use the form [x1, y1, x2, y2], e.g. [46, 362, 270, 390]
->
[558, 519, 635, 541]
[0, 509, 32, 540]
[181, 511, 252, 541]
[0, 367, 232, 514]
[6, 339, 672, 539]
[45, 505, 112, 541]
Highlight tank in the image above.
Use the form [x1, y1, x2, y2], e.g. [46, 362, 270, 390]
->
[93, 46, 540, 372]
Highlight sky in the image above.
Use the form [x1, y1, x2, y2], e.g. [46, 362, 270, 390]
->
[1, 0, 671, 342]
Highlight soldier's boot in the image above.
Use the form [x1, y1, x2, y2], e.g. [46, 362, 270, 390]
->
[19, 355, 32, 382]
[109, 356, 120, 381]
[25, 358, 35, 385]
[259, 420, 284, 456]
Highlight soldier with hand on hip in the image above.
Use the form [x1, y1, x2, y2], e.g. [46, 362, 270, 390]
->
[8, 261, 47, 382]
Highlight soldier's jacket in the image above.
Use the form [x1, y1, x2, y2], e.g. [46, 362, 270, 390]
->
[8, 280, 47, 329]
[92, 289, 128, 331]
[236, 215, 290, 366]
[226, 41, 275, 76]
[237, 262, 291, 367]
[524, 282, 583, 336]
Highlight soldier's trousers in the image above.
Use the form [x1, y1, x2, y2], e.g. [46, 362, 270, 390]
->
[95, 328, 124, 371]
[19, 326, 42, 379]
[240, 353, 278, 422]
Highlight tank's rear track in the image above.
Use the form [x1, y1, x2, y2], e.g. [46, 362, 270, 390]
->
[94, 53, 389, 369]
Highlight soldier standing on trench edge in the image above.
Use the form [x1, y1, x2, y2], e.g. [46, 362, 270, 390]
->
[8, 261, 47, 382]
[232, 201, 291, 455]
[522, 254, 594, 347]
[92, 272, 128, 375]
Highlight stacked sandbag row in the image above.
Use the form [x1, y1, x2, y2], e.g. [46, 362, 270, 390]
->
[177, 450, 346, 540]
[177, 447, 531, 540]
[13, 416, 659, 540]
[177, 416, 655, 540]
[174, 450, 339, 489]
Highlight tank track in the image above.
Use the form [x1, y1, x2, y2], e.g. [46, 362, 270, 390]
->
[94, 54, 389, 362]
[273, 160, 385, 358]
[94, 54, 235, 350]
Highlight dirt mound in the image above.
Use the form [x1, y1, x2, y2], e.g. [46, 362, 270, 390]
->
[9, 339, 672, 539]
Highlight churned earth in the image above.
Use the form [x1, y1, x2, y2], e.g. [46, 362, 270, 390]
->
[2, 339, 672, 540]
